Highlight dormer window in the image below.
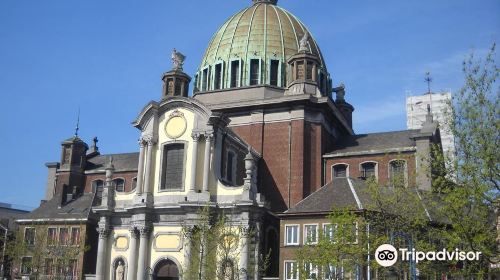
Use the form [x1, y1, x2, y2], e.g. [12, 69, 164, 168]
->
[113, 178, 125, 192]
[202, 67, 209, 91]
[332, 164, 348, 178]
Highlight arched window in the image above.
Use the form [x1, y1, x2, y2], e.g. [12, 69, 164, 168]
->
[389, 160, 407, 187]
[113, 178, 125, 192]
[360, 162, 377, 180]
[332, 164, 348, 178]
[91, 180, 104, 194]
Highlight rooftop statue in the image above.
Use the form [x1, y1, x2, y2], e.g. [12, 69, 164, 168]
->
[172, 48, 186, 71]
[299, 31, 311, 53]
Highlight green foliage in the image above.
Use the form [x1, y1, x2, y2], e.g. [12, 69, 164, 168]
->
[295, 44, 499, 278]
[181, 206, 270, 280]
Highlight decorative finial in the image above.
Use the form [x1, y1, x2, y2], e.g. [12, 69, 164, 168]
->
[93, 137, 98, 147]
[74, 107, 80, 137]
[171, 48, 186, 71]
[299, 31, 311, 53]
[425, 72, 433, 94]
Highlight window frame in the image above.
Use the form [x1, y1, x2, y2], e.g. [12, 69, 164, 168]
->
[303, 224, 319, 245]
[159, 142, 187, 192]
[322, 223, 337, 242]
[332, 163, 349, 179]
[201, 66, 210, 92]
[91, 179, 104, 194]
[113, 178, 125, 192]
[388, 159, 408, 187]
[284, 260, 299, 280]
[247, 57, 262, 86]
[229, 59, 242, 88]
[268, 59, 282, 87]
[222, 148, 238, 186]
[24, 227, 35, 246]
[284, 224, 300, 246]
[47, 227, 57, 246]
[304, 262, 319, 280]
[59, 227, 70, 246]
[359, 161, 378, 181]
[70, 227, 81, 246]
[212, 61, 224, 90]
[21, 256, 33, 275]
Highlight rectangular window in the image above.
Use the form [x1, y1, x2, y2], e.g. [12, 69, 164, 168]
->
[284, 261, 298, 280]
[202, 68, 209, 91]
[174, 79, 182, 96]
[161, 144, 185, 190]
[71, 228, 80, 246]
[285, 225, 299, 245]
[224, 151, 236, 184]
[304, 224, 318, 244]
[345, 223, 358, 244]
[69, 259, 78, 276]
[249, 59, 260, 85]
[21, 257, 32, 275]
[323, 264, 337, 280]
[24, 228, 35, 246]
[59, 228, 69, 246]
[44, 258, 54, 276]
[47, 228, 57, 246]
[390, 160, 406, 187]
[230, 60, 240, 88]
[270, 60, 279, 86]
[214, 63, 223, 90]
[323, 223, 336, 242]
[304, 262, 318, 280]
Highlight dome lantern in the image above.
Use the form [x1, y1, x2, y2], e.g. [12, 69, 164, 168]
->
[252, 0, 278, 5]
[162, 49, 191, 99]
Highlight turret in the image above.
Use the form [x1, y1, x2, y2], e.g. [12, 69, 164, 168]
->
[161, 49, 191, 99]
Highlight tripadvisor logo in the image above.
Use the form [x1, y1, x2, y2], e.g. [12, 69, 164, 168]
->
[375, 244, 482, 267]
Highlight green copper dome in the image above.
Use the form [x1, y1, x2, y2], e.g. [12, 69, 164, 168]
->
[195, 1, 329, 92]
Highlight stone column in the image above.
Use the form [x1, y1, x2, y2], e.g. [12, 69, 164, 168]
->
[202, 133, 213, 193]
[136, 226, 151, 280]
[95, 228, 110, 280]
[143, 138, 155, 194]
[183, 226, 193, 272]
[136, 140, 146, 194]
[253, 222, 261, 279]
[190, 134, 200, 193]
[127, 227, 138, 280]
[239, 226, 249, 280]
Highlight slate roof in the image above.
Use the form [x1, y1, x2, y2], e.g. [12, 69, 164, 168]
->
[283, 178, 447, 224]
[18, 192, 95, 222]
[325, 130, 420, 157]
[86, 152, 139, 172]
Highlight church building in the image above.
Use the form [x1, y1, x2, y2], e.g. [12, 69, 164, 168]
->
[17, 0, 443, 279]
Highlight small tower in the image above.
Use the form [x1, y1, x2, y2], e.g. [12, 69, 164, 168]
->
[286, 32, 324, 96]
[333, 84, 354, 128]
[162, 49, 191, 99]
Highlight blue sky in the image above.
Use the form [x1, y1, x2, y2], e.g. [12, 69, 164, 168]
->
[0, 0, 498, 208]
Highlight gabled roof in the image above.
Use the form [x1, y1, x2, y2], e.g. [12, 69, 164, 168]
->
[17, 192, 95, 223]
[86, 152, 139, 173]
[324, 130, 419, 157]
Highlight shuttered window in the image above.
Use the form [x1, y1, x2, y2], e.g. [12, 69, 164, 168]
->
[161, 144, 185, 190]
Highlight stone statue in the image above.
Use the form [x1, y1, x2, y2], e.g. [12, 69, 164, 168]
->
[171, 48, 186, 70]
[299, 31, 310, 52]
[115, 260, 125, 280]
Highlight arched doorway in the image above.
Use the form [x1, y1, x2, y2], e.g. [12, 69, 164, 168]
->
[153, 259, 179, 280]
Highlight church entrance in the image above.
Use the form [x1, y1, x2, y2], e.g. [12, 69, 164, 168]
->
[153, 259, 179, 280]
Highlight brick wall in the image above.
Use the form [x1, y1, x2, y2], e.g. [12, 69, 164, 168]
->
[325, 152, 416, 187]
